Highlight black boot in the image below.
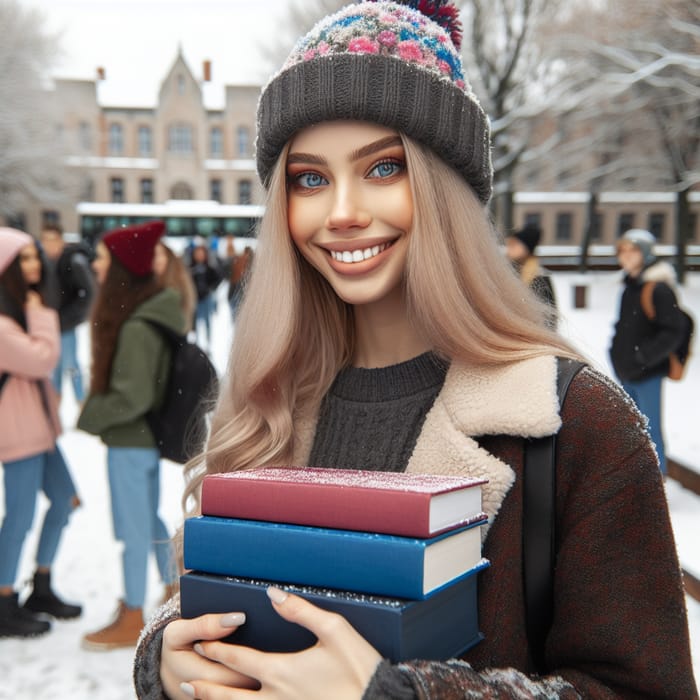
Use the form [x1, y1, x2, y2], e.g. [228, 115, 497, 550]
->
[0, 592, 51, 638]
[23, 571, 82, 620]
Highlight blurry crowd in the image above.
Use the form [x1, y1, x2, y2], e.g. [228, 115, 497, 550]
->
[0, 223, 252, 647]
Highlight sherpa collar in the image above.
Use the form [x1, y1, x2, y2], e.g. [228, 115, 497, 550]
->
[293, 354, 561, 537]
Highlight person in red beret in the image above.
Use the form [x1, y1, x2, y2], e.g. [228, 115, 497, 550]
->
[78, 221, 184, 650]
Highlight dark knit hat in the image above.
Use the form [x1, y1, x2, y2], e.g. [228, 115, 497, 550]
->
[618, 228, 656, 266]
[103, 220, 164, 277]
[509, 223, 541, 254]
[256, 0, 493, 204]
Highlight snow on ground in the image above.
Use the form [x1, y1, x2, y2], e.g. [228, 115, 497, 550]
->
[0, 273, 698, 698]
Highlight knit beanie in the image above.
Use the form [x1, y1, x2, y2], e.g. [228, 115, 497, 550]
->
[256, 0, 492, 204]
[103, 220, 164, 277]
[618, 228, 656, 266]
[509, 223, 541, 255]
[0, 227, 34, 275]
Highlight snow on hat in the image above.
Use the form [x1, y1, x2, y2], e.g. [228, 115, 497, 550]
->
[0, 227, 34, 276]
[618, 228, 656, 266]
[509, 223, 542, 255]
[256, 0, 493, 204]
[103, 220, 164, 277]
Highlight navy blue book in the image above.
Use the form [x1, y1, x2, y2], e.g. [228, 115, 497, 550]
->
[180, 565, 488, 662]
[183, 515, 486, 599]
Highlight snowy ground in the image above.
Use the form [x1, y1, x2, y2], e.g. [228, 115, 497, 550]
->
[0, 272, 699, 698]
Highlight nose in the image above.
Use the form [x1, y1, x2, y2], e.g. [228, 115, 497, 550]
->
[325, 180, 371, 232]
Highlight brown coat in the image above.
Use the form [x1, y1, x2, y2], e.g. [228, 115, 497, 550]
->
[134, 356, 697, 699]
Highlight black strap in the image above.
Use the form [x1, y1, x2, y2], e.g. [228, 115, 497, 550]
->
[523, 357, 584, 672]
[0, 372, 8, 396]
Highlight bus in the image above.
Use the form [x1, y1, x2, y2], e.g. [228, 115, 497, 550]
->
[76, 200, 264, 250]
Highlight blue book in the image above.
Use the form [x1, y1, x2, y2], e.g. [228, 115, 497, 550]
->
[183, 516, 485, 599]
[180, 566, 488, 662]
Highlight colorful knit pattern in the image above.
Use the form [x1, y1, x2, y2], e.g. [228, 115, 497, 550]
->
[282, 0, 468, 93]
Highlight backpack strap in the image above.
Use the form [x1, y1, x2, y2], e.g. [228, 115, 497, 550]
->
[640, 281, 656, 321]
[142, 318, 186, 345]
[523, 357, 585, 673]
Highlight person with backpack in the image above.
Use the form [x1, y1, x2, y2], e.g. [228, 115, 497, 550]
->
[610, 228, 689, 476]
[188, 240, 222, 349]
[77, 220, 182, 650]
[0, 228, 82, 638]
[134, 2, 696, 698]
[39, 224, 95, 404]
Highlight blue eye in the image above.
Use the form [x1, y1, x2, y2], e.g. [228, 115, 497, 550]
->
[295, 172, 327, 188]
[368, 160, 403, 179]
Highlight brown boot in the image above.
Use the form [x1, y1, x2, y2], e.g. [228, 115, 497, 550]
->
[81, 601, 143, 651]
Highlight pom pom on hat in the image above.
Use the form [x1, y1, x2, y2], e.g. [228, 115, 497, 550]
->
[257, 0, 492, 203]
[103, 220, 164, 277]
[0, 227, 34, 276]
[509, 223, 542, 255]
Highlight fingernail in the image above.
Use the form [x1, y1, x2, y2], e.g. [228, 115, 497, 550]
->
[193, 642, 204, 656]
[267, 586, 288, 605]
[220, 612, 245, 627]
[180, 682, 195, 698]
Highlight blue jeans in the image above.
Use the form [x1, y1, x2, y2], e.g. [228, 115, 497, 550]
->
[0, 447, 78, 587]
[52, 329, 85, 401]
[195, 296, 214, 346]
[622, 375, 666, 474]
[107, 447, 176, 608]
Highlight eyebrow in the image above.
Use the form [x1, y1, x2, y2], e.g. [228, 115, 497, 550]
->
[287, 135, 403, 167]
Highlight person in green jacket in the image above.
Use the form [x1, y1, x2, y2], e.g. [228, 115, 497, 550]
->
[78, 220, 184, 650]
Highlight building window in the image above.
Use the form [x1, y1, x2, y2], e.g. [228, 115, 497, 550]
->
[617, 212, 635, 237]
[138, 126, 152, 156]
[168, 124, 193, 153]
[555, 212, 572, 242]
[79, 121, 92, 150]
[7, 213, 26, 231]
[210, 179, 223, 202]
[81, 177, 95, 201]
[170, 181, 194, 200]
[238, 179, 252, 205]
[590, 212, 603, 241]
[110, 177, 124, 203]
[42, 210, 60, 227]
[236, 126, 250, 157]
[140, 178, 154, 204]
[109, 123, 123, 154]
[648, 212, 665, 240]
[177, 74, 185, 94]
[524, 212, 542, 228]
[210, 127, 223, 157]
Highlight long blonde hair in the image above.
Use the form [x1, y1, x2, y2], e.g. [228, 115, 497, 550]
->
[181, 133, 579, 518]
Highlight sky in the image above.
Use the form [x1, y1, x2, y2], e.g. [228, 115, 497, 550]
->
[18, 0, 296, 107]
[0, 271, 698, 697]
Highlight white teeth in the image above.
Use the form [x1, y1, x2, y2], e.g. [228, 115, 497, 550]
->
[331, 243, 388, 263]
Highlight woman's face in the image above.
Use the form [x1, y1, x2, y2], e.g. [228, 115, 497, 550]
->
[92, 241, 111, 285]
[153, 242, 168, 277]
[616, 241, 644, 277]
[286, 120, 413, 309]
[19, 243, 42, 286]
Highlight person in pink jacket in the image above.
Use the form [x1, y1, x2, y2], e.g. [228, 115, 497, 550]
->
[0, 227, 82, 638]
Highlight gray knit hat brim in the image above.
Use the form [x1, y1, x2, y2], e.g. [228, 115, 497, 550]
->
[256, 53, 492, 204]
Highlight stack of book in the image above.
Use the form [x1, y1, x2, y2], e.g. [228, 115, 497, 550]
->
[180, 466, 489, 662]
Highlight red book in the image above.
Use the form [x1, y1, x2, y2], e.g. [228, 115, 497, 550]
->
[201, 467, 486, 538]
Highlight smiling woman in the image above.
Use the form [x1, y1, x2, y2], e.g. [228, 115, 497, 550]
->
[133, 1, 697, 699]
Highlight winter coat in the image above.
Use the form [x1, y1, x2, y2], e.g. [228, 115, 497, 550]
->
[0, 305, 61, 462]
[42, 245, 95, 332]
[609, 261, 686, 382]
[133, 356, 696, 699]
[190, 261, 222, 302]
[77, 288, 184, 448]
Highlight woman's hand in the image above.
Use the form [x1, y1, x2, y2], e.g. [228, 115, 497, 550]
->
[161, 613, 259, 700]
[180, 587, 382, 700]
[25, 291, 42, 308]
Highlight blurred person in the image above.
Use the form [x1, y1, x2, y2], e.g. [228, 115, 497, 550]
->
[153, 241, 196, 333]
[505, 223, 557, 328]
[77, 221, 183, 650]
[609, 229, 686, 475]
[39, 224, 95, 404]
[189, 241, 222, 348]
[0, 228, 82, 639]
[223, 235, 254, 319]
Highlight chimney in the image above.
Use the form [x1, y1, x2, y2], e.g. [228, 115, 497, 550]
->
[96, 66, 106, 81]
[203, 60, 211, 82]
